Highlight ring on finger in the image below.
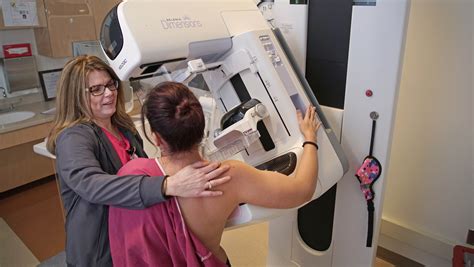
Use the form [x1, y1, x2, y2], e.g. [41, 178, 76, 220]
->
[207, 181, 212, 190]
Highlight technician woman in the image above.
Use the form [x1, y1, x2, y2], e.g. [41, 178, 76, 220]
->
[46, 55, 230, 267]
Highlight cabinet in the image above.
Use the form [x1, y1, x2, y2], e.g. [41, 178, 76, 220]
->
[34, 0, 120, 58]
[34, 0, 96, 57]
[0, 122, 55, 192]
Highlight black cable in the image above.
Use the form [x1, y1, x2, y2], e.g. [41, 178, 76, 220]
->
[366, 200, 375, 247]
[369, 119, 376, 156]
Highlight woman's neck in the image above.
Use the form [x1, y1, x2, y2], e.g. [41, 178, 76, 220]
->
[159, 148, 202, 175]
[94, 118, 114, 133]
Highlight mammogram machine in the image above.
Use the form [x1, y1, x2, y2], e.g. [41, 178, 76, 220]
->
[100, 0, 348, 258]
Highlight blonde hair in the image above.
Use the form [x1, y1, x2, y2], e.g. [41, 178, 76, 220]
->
[46, 55, 136, 154]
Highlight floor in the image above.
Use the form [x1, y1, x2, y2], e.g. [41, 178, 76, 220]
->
[0, 217, 39, 266]
[0, 176, 64, 262]
[0, 177, 407, 266]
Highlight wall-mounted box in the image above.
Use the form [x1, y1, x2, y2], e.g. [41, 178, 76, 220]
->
[1, 56, 40, 95]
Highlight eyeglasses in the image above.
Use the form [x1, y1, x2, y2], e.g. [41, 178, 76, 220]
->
[86, 80, 119, 96]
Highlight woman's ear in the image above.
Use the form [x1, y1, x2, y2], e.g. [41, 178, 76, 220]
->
[151, 132, 162, 147]
[152, 132, 172, 154]
[151, 133, 161, 147]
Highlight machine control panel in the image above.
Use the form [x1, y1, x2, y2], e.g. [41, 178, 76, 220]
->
[260, 35, 282, 66]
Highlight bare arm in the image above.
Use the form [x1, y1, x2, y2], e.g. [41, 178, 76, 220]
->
[227, 106, 321, 208]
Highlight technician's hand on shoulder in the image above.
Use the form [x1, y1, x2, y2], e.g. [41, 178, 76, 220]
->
[165, 161, 231, 197]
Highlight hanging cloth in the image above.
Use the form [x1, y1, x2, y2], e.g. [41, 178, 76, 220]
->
[355, 112, 382, 247]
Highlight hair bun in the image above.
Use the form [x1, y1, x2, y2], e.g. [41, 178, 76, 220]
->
[176, 99, 192, 117]
[144, 81, 205, 153]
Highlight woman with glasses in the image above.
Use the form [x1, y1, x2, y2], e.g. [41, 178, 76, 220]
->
[46, 55, 231, 267]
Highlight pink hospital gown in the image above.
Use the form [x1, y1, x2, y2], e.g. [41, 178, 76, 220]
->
[108, 158, 228, 267]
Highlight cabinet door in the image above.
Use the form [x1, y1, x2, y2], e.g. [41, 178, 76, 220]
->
[47, 15, 96, 57]
[88, 0, 121, 39]
[35, 0, 96, 57]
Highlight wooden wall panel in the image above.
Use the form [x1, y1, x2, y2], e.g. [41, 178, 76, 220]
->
[0, 122, 53, 150]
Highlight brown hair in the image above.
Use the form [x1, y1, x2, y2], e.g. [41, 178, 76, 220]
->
[46, 55, 136, 154]
[142, 82, 205, 153]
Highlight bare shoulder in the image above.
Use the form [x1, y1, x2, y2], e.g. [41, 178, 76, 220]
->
[222, 159, 254, 173]
[222, 159, 245, 168]
[221, 159, 262, 182]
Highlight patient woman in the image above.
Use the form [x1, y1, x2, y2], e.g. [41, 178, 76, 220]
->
[108, 81, 321, 267]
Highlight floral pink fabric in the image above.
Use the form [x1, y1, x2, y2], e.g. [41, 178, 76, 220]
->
[355, 157, 381, 200]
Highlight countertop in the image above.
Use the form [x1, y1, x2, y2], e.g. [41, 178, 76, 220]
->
[0, 100, 56, 134]
[0, 92, 142, 134]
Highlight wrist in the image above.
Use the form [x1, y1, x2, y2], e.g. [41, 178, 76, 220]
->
[303, 141, 319, 150]
[161, 175, 171, 199]
[304, 134, 317, 143]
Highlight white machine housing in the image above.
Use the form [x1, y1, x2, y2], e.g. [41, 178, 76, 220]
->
[101, 0, 348, 228]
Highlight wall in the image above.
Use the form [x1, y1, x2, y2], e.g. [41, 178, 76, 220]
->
[381, 0, 473, 264]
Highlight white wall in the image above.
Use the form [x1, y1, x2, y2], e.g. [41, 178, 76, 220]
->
[381, 0, 473, 263]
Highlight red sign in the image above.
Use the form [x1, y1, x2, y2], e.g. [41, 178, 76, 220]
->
[3, 43, 32, 58]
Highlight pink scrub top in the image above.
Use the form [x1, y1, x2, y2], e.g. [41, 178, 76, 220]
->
[101, 127, 131, 165]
